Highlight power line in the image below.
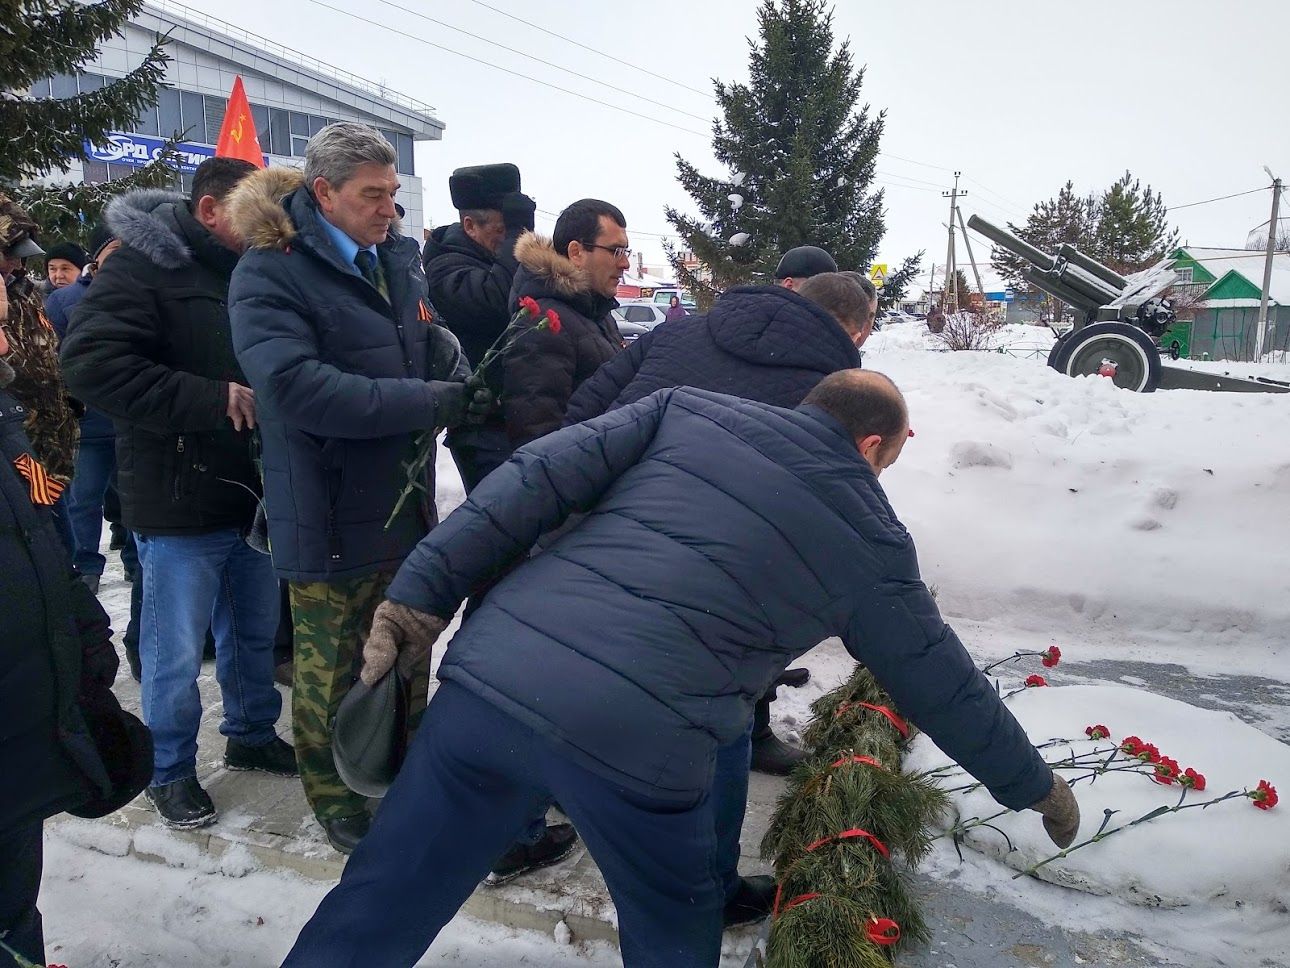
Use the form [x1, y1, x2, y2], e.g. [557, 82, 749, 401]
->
[369, 0, 713, 125]
[465, 0, 714, 100]
[300, 0, 711, 137]
[1171, 186, 1267, 211]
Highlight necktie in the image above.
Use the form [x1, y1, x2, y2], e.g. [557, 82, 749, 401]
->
[354, 249, 389, 302]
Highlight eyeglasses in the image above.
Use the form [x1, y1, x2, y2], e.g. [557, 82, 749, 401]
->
[583, 243, 632, 261]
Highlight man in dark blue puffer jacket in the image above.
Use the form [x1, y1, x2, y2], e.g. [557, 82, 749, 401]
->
[282, 371, 1077, 968]
[563, 270, 878, 925]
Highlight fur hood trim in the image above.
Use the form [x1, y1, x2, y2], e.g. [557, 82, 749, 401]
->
[514, 232, 597, 299]
[227, 167, 305, 252]
[105, 189, 191, 270]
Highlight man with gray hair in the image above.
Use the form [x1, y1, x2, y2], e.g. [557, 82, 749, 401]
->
[227, 122, 492, 854]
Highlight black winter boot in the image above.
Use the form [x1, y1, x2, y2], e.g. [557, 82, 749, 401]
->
[723, 874, 777, 928]
[485, 823, 579, 885]
[321, 813, 371, 855]
[225, 737, 299, 776]
[750, 692, 807, 776]
[145, 777, 216, 829]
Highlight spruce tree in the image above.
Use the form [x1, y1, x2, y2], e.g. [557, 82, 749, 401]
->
[990, 180, 1097, 292]
[0, 0, 172, 245]
[666, 0, 885, 306]
[1092, 170, 1178, 273]
[876, 251, 922, 310]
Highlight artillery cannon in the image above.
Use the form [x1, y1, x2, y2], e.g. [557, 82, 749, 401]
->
[968, 213, 1289, 394]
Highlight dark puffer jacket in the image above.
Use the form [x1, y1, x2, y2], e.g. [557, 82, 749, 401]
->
[228, 168, 471, 582]
[388, 388, 1052, 810]
[564, 285, 860, 425]
[493, 233, 623, 448]
[60, 190, 260, 535]
[0, 358, 127, 838]
[422, 222, 519, 369]
[45, 274, 113, 442]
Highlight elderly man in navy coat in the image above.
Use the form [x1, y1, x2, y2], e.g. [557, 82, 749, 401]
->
[281, 370, 1079, 968]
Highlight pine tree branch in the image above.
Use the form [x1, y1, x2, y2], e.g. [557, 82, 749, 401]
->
[0, 37, 171, 183]
[1, 0, 148, 89]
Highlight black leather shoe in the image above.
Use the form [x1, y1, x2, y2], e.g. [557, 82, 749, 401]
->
[225, 737, 299, 776]
[485, 823, 579, 885]
[723, 874, 777, 928]
[145, 777, 216, 830]
[321, 813, 371, 855]
[750, 730, 808, 776]
[272, 659, 294, 689]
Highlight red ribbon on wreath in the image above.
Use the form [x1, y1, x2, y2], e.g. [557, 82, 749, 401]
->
[830, 754, 885, 770]
[833, 701, 910, 739]
[866, 916, 901, 946]
[803, 827, 891, 859]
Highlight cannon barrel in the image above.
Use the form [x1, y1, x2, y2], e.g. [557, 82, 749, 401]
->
[1058, 263, 1122, 306]
[1019, 267, 1100, 312]
[1057, 243, 1129, 291]
[967, 214, 1056, 272]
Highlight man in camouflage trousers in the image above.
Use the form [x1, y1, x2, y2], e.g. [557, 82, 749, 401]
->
[227, 125, 488, 853]
[0, 195, 78, 500]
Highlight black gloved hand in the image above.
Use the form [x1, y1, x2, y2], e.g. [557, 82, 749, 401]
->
[463, 372, 497, 425]
[500, 192, 536, 232]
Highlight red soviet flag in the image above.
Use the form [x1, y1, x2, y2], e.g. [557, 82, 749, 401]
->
[214, 76, 265, 168]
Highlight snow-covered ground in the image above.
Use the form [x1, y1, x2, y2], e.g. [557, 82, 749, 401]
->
[40, 328, 1290, 966]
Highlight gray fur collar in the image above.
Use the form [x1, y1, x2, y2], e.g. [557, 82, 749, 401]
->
[105, 189, 193, 270]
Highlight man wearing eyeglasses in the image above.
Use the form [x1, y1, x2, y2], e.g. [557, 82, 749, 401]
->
[495, 198, 628, 450]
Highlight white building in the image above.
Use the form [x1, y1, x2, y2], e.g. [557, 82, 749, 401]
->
[33, 0, 444, 239]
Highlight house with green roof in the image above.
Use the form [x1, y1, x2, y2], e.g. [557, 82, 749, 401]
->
[1166, 246, 1290, 361]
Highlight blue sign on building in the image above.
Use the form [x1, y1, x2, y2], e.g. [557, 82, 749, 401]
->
[83, 132, 221, 173]
[985, 290, 1015, 302]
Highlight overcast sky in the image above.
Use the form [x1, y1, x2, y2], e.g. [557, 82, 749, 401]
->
[185, 0, 1290, 286]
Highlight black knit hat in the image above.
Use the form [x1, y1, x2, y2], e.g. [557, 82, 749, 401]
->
[44, 240, 88, 269]
[87, 224, 118, 262]
[774, 245, 837, 280]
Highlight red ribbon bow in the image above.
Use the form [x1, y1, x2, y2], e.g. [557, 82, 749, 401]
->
[830, 754, 885, 770]
[835, 701, 910, 739]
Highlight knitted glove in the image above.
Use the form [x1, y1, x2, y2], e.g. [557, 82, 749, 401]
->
[360, 601, 450, 686]
[463, 372, 496, 425]
[1029, 771, 1080, 848]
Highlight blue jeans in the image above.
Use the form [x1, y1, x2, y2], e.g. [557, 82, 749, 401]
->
[65, 434, 116, 576]
[135, 529, 282, 786]
[713, 723, 753, 900]
[283, 682, 723, 968]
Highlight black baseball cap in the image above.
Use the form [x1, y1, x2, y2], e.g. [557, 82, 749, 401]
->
[774, 245, 837, 280]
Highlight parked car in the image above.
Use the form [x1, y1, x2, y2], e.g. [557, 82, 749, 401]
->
[612, 300, 671, 338]
[882, 309, 917, 324]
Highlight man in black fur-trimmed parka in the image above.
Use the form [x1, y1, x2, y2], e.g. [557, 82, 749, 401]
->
[61, 158, 297, 834]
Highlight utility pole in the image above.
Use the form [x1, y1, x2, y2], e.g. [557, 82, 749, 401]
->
[942, 171, 966, 312]
[1255, 168, 1282, 362]
[956, 207, 985, 310]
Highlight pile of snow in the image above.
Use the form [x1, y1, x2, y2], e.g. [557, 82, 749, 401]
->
[907, 684, 1290, 910]
[856, 339, 1290, 658]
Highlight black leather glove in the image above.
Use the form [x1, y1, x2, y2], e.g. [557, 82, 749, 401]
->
[464, 372, 497, 425]
[500, 192, 536, 232]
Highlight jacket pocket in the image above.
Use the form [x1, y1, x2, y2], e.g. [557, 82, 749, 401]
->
[169, 433, 204, 503]
[321, 438, 347, 563]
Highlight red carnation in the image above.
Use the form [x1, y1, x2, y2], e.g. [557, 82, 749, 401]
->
[1041, 645, 1061, 668]
[1251, 780, 1279, 810]
[1151, 756, 1180, 785]
[1119, 736, 1144, 756]
[518, 295, 541, 318]
[1137, 743, 1161, 764]
[544, 308, 562, 334]
[1025, 674, 1047, 687]
[1085, 724, 1110, 740]
[1181, 768, 1206, 791]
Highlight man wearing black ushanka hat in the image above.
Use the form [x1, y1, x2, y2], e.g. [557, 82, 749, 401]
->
[424, 163, 537, 491]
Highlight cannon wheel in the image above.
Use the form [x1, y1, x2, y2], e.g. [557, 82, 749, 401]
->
[1055, 322, 1162, 392]
[1046, 331, 1074, 370]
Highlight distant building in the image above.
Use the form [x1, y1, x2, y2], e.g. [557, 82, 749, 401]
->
[30, 0, 444, 239]
[1167, 247, 1290, 360]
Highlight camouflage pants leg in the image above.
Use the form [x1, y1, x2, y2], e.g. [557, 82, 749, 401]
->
[288, 573, 430, 822]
